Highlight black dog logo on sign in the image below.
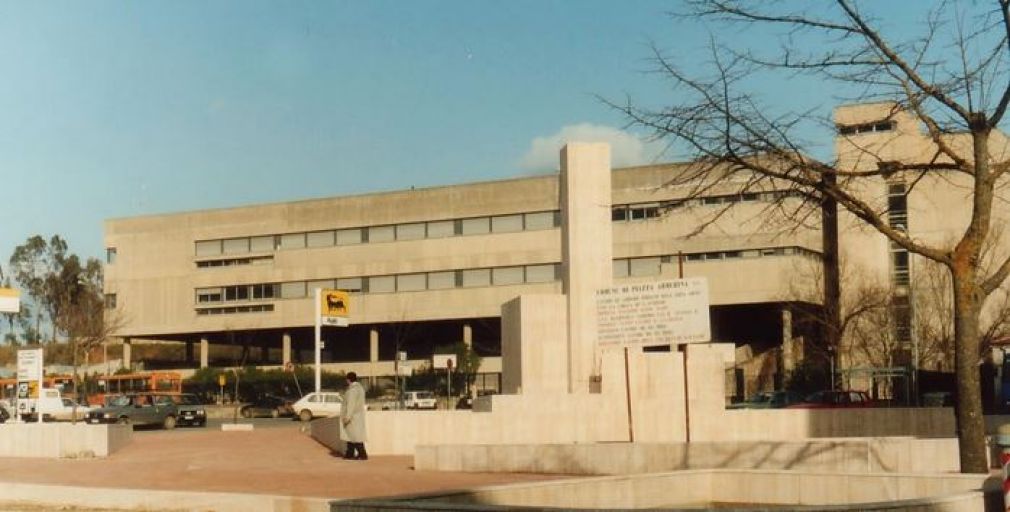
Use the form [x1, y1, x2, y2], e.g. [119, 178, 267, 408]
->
[326, 294, 347, 315]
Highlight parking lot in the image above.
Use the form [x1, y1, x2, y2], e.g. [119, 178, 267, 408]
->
[0, 418, 557, 500]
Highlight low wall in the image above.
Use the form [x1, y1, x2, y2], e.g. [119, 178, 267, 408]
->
[311, 406, 959, 457]
[413, 438, 961, 475]
[716, 408, 956, 441]
[312, 393, 628, 456]
[331, 470, 998, 512]
[0, 481, 331, 512]
[0, 423, 131, 458]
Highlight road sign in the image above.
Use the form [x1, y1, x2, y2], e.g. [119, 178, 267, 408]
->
[433, 354, 457, 370]
[218, 374, 226, 387]
[319, 289, 350, 327]
[17, 349, 43, 381]
[0, 288, 19, 314]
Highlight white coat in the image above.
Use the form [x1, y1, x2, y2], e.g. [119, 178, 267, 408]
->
[339, 381, 367, 443]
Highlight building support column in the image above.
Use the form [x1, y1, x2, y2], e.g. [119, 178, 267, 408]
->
[282, 333, 292, 367]
[462, 324, 473, 348]
[369, 329, 379, 387]
[200, 337, 209, 369]
[122, 337, 132, 371]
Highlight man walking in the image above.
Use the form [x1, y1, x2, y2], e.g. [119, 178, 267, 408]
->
[340, 372, 367, 460]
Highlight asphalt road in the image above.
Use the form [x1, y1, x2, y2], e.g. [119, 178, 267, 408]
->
[132, 416, 305, 434]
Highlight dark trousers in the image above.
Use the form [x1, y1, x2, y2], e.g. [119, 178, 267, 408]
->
[344, 442, 368, 459]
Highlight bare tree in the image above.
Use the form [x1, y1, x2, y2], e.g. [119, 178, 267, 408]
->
[613, 1, 1010, 472]
[786, 258, 895, 385]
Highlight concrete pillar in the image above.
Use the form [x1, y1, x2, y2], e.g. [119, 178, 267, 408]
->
[122, 337, 132, 371]
[200, 337, 209, 369]
[781, 307, 795, 374]
[462, 324, 473, 348]
[560, 143, 613, 393]
[282, 333, 292, 366]
[369, 329, 379, 387]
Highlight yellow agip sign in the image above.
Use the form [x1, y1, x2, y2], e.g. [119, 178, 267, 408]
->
[320, 289, 349, 327]
[0, 288, 20, 314]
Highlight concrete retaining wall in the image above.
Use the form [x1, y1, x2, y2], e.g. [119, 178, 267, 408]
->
[311, 407, 957, 457]
[719, 408, 956, 441]
[0, 423, 131, 458]
[413, 438, 961, 475]
[331, 470, 998, 512]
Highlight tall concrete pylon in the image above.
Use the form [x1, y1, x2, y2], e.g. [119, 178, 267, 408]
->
[560, 143, 613, 393]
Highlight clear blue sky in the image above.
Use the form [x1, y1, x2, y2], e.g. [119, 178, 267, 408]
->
[0, 1, 933, 263]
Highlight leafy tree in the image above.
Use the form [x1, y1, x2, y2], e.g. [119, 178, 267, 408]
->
[434, 341, 483, 398]
[9, 236, 52, 341]
[615, 0, 1010, 474]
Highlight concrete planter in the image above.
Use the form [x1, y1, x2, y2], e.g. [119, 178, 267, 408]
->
[0, 423, 131, 458]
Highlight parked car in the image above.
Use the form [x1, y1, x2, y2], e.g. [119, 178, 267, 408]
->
[241, 394, 296, 418]
[173, 393, 207, 427]
[403, 390, 437, 410]
[727, 391, 804, 410]
[85, 393, 180, 429]
[787, 390, 874, 409]
[293, 391, 342, 422]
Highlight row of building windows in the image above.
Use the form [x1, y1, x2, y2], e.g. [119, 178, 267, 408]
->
[887, 182, 912, 345]
[194, 263, 563, 305]
[196, 304, 275, 316]
[189, 192, 807, 262]
[611, 191, 801, 223]
[837, 120, 896, 135]
[888, 182, 910, 288]
[196, 255, 274, 268]
[193, 211, 561, 258]
[191, 246, 817, 308]
[613, 247, 817, 278]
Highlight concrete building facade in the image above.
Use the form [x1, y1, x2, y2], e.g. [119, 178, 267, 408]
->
[104, 149, 822, 395]
[106, 101, 1007, 397]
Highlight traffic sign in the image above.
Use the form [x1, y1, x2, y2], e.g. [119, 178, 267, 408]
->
[17, 349, 43, 381]
[319, 289, 350, 327]
[433, 354, 457, 370]
[0, 288, 19, 314]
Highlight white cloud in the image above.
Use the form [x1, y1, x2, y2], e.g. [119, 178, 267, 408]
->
[519, 123, 661, 172]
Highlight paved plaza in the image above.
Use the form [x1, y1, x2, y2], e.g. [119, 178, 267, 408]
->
[0, 422, 557, 502]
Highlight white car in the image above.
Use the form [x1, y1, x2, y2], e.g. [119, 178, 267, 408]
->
[403, 391, 437, 410]
[293, 391, 342, 422]
[19, 389, 93, 422]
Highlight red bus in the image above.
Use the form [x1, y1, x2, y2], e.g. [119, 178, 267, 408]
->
[91, 372, 182, 406]
[2, 372, 182, 406]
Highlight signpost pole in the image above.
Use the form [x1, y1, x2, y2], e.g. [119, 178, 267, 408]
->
[314, 288, 322, 394]
[36, 361, 42, 424]
[447, 362, 453, 404]
[624, 347, 634, 442]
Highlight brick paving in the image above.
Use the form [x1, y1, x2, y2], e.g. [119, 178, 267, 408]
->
[0, 424, 558, 500]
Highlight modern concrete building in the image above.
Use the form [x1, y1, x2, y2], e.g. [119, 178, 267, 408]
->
[105, 101, 1006, 397]
[104, 154, 822, 395]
